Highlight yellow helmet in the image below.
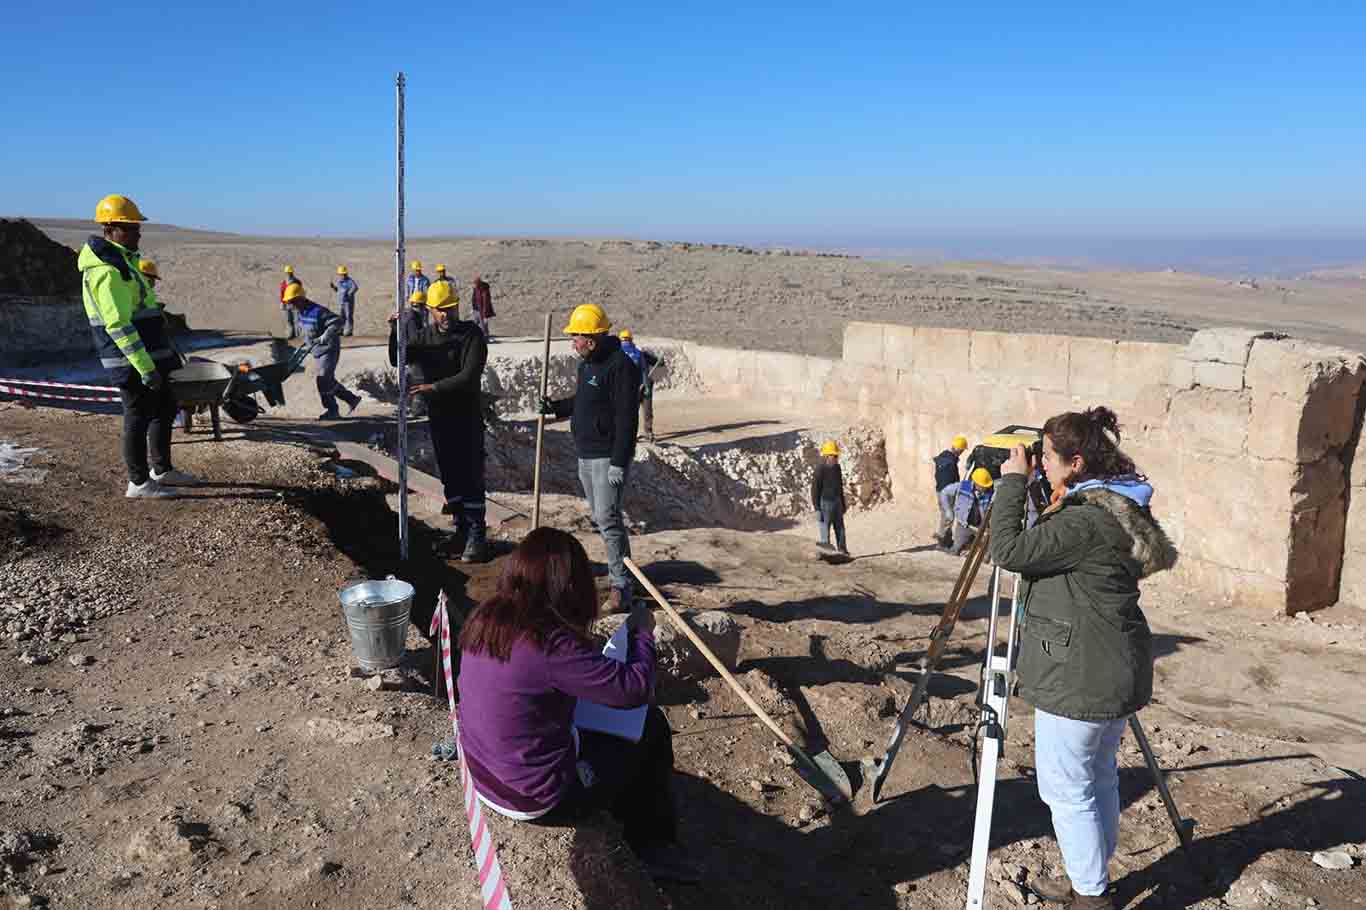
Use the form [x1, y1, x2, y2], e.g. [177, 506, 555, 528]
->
[971, 467, 994, 489]
[282, 283, 306, 303]
[284, 265, 294, 274]
[408, 289, 427, 306]
[435, 263, 447, 273]
[618, 329, 633, 341]
[820, 440, 840, 457]
[410, 260, 423, 271]
[336, 265, 348, 275]
[138, 259, 161, 281]
[952, 434, 968, 451]
[426, 282, 459, 310]
[94, 194, 147, 224]
[563, 303, 611, 335]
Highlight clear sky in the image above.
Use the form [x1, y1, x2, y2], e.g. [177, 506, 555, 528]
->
[4, 1, 1365, 256]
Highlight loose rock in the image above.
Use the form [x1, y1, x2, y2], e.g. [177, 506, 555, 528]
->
[1311, 850, 1353, 870]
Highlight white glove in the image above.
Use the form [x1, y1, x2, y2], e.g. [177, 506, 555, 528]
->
[608, 465, 625, 487]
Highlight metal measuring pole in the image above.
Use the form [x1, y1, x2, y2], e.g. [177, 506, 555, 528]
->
[394, 71, 409, 560]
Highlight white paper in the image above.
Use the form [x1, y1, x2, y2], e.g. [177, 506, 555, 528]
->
[572, 624, 648, 742]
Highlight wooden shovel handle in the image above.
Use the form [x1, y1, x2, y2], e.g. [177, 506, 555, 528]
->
[624, 558, 798, 750]
[532, 312, 552, 529]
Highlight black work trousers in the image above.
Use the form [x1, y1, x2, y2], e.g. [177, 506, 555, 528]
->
[531, 706, 678, 852]
[117, 369, 178, 485]
[428, 409, 487, 538]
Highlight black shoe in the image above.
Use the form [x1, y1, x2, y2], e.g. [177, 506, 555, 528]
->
[460, 539, 492, 564]
[318, 409, 341, 420]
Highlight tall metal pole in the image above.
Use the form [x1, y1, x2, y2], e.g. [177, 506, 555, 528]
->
[395, 72, 409, 560]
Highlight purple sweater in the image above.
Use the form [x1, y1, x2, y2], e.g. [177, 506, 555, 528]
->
[457, 625, 656, 813]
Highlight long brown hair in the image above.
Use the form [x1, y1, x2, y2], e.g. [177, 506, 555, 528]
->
[1042, 406, 1137, 484]
[458, 528, 599, 661]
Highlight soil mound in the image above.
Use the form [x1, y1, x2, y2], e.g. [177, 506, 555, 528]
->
[0, 219, 79, 299]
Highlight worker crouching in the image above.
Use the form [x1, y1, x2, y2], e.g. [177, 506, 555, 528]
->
[389, 281, 490, 562]
[457, 529, 699, 883]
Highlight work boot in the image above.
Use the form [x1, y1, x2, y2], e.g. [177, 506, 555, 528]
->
[601, 587, 632, 614]
[125, 479, 176, 499]
[1031, 875, 1114, 909]
[318, 409, 341, 421]
[460, 537, 491, 564]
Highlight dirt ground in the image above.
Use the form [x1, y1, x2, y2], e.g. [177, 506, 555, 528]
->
[3, 399, 1366, 910]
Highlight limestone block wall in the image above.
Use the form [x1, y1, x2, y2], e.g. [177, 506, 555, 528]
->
[680, 324, 1366, 613]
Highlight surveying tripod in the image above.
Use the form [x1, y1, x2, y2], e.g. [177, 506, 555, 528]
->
[964, 565, 1195, 910]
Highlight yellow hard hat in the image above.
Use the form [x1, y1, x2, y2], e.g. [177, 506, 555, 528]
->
[283, 283, 306, 303]
[619, 329, 633, 341]
[952, 435, 968, 451]
[820, 440, 840, 457]
[435, 263, 447, 273]
[563, 303, 611, 335]
[971, 467, 994, 489]
[284, 265, 294, 274]
[410, 260, 423, 271]
[408, 289, 427, 306]
[336, 265, 348, 275]
[426, 282, 459, 310]
[138, 259, 161, 280]
[95, 194, 147, 224]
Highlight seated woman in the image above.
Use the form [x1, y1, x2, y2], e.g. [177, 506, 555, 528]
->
[990, 407, 1177, 910]
[457, 527, 699, 883]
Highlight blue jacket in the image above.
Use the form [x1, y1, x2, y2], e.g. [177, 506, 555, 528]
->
[334, 276, 358, 307]
[297, 302, 342, 359]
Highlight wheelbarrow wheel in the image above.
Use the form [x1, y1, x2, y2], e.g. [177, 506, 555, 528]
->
[223, 396, 261, 425]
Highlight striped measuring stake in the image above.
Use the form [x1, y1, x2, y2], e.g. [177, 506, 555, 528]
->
[430, 591, 514, 910]
[0, 382, 121, 404]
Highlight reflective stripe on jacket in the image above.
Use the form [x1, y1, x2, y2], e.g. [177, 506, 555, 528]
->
[78, 236, 174, 383]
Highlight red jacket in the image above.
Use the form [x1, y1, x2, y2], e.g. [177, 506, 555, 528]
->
[472, 279, 495, 318]
[279, 276, 299, 306]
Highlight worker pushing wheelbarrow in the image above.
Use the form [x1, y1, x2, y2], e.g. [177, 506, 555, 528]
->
[170, 342, 314, 440]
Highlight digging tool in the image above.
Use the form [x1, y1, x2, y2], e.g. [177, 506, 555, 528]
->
[624, 557, 853, 804]
[869, 510, 994, 802]
[532, 312, 552, 529]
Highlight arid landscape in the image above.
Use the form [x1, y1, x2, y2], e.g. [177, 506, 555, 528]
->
[3, 220, 1366, 910]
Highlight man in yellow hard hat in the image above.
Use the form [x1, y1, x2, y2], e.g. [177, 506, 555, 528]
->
[933, 434, 970, 546]
[280, 265, 302, 339]
[950, 466, 995, 555]
[618, 329, 661, 443]
[811, 439, 849, 555]
[137, 259, 162, 287]
[431, 264, 456, 309]
[541, 303, 643, 611]
[388, 281, 490, 561]
[284, 282, 361, 419]
[328, 265, 359, 336]
[406, 260, 430, 298]
[80, 194, 198, 498]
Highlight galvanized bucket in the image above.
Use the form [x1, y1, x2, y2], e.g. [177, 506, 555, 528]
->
[339, 577, 414, 671]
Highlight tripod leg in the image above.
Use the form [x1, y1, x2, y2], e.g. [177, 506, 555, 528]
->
[1128, 715, 1195, 856]
[966, 661, 1011, 909]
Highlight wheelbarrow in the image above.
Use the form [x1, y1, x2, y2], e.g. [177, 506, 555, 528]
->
[171, 345, 309, 440]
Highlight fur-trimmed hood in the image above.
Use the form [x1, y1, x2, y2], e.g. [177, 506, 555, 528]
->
[1064, 486, 1178, 578]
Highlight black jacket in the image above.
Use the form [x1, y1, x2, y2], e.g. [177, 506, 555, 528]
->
[549, 335, 641, 467]
[933, 449, 961, 490]
[811, 462, 846, 511]
[388, 315, 487, 421]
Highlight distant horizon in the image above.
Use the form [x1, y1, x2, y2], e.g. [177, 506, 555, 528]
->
[18, 214, 1364, 280]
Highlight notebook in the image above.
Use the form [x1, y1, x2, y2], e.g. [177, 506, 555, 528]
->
[572, 623, 648, 742]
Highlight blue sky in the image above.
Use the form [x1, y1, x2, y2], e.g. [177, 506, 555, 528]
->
[4, 1, 1365, 258]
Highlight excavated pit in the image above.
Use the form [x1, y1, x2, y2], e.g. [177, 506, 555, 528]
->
[353, 343, 891, 532]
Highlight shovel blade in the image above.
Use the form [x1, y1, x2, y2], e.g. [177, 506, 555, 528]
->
[791, 746, 852, 804]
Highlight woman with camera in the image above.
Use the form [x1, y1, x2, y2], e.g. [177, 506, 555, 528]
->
[991, 407, 1177, 909]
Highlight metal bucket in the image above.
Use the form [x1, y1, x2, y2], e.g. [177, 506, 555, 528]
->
[339, 578, 414, 671]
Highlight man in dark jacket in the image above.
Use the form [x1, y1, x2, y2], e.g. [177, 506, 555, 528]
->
[810, 439, 848, 554]
[470, 274, 495, 339]
[542, 303, 641, 612]
[389, 281, 490, 561]
[933, 434, 968, 544]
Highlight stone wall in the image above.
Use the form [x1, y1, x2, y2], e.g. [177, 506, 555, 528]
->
[680, 324, 1366, 614]
[0, 298, 93, 367]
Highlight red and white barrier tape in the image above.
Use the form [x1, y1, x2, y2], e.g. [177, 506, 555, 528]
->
[0, 382, 120, 403]
[0, 377, 116, 392]
[431, 591, 514, 910]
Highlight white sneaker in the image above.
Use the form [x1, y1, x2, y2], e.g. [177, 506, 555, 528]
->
[125, 479, 176, 499]
[151, 468, 201, 486]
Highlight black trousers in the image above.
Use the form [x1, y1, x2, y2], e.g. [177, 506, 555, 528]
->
[428, 410, 487, 535]
[117, 369, 178, 485]
[531, 706, 678, 851]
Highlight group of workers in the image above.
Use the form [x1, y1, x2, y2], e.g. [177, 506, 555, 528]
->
[82, 194, 1168, 908]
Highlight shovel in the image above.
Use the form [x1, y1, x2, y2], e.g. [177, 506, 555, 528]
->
[624, 558, 853, 804]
